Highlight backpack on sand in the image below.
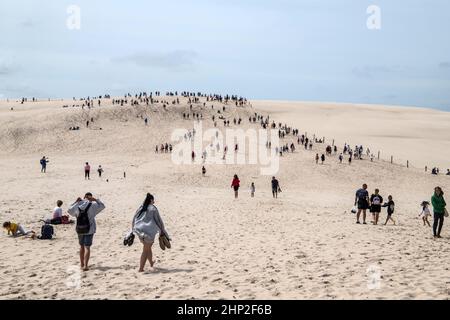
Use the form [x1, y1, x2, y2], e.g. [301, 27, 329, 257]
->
[76, 202, 92, 234]
[39, 224, 54, 240]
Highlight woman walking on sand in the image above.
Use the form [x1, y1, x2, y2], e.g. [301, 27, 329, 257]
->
[231, 174, 240, 199]
[431, 186, 447, 238]
[132, 193, 170, 272]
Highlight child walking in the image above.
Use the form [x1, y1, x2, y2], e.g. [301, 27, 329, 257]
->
[382, 195, 396, 225]
[419, 201, 431, 227]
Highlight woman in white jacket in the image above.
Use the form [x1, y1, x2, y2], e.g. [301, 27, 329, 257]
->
[132, 193, 170, 272]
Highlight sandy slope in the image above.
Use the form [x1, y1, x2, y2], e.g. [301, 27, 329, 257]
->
[253, 100, 450, 170]
[0, 97, 449, 300]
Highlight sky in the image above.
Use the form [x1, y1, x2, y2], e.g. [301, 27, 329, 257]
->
[0, 0, 449, 110]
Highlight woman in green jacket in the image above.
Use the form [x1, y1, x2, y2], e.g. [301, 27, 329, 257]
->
[431, 186, 447, 238]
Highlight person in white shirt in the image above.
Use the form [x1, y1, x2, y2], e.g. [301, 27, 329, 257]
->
[419, 201, 431, 227]
[53, 200, 63, 219]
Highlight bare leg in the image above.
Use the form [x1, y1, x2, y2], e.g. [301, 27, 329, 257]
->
[356, 209, 361, 223]
[83, 247, 91, 271]
[390, 216, 396, 225]
[79, 246, 85, 269]
[139, 245, 147, 272]
[146, 244, 155, 267]
[363, 210, 367, 224]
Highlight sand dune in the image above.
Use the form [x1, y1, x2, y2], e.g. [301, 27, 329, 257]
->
[0, 97, 449, 300]
[253, 100, 450, 170]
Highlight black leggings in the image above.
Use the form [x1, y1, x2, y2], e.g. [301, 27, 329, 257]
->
[433, 212, 444, 236]
[85, 170, 90, 179]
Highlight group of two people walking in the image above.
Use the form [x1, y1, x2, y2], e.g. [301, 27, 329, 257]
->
[68, 192, 170, 272]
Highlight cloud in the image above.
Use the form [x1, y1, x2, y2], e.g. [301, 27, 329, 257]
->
[439, 62, 450, 69]
[352, 65, 402, 79]
[383, 94, 398, 100]
[1, 84, 43, 98]
[20, 19, 37, 28]
[112, 50, 198, 71]
[0, 64, 15, 76]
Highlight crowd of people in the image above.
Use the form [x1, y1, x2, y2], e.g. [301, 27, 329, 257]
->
[4, 91, 448, 278]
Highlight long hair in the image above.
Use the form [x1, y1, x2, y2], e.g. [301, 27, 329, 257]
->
[139, 193, 154, 216]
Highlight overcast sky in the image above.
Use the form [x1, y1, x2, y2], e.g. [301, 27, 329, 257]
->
[1, 0, 449, 110]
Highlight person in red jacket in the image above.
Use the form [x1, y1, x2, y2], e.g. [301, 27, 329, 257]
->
[231, 174, 240, 199]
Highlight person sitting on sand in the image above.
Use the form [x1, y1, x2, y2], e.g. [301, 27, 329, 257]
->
[231, 174, 240, 199]
[132, 193, 170, 272]
[321, 154, 325, 165]
[369, 189, 383, 225]
[68, 192, 105, 271]
[53, 200, 63, 219]
[382, 195, 396, 225]
[3, 221, 36, 239]
[419, 201, 431, 227]
[447, 169, 450, 176]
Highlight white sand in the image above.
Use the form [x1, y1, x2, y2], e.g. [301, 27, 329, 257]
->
[0, 97, 449, 300]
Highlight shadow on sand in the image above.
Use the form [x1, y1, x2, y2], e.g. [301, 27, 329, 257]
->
[150, 267, 194, 274]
